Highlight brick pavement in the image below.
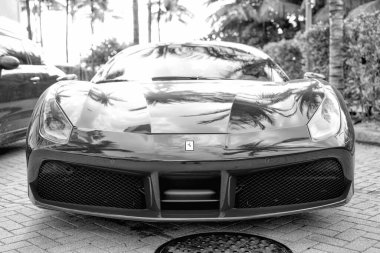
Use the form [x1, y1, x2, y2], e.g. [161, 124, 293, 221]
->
[0, 142, 380, 253]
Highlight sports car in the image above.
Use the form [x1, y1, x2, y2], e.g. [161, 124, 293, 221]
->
[26, 41, 354, 221]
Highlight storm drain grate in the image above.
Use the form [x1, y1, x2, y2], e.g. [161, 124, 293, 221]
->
[155, 232, 293, 253]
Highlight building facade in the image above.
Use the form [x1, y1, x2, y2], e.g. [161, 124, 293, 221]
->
[0, 0, 21, 22]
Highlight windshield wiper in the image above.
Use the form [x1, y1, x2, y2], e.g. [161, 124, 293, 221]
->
[151, 76, 221, 81]
[95, 79, 130, 84]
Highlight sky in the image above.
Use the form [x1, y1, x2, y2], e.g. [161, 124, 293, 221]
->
[22, 0, 226, 64]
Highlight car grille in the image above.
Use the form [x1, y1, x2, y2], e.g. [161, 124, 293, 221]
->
[235, 159, 347, 208]
[36, 161, 146, 209]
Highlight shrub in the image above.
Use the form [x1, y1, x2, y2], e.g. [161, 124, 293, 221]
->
[292, 12, 380, 121]
[345, 11, 380, 120]
[295, 25, 330, 78]
[82, 38, 130, 71]
[263, 39, 304, 79]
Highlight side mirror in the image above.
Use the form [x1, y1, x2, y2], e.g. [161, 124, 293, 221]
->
[304, 72, 326, 80]
[0, 55, 20, 70]
[56, 74, 78, 81]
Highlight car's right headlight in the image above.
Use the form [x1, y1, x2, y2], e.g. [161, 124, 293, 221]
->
[307, 92, 341, 141]
[39, 94, 73, 144]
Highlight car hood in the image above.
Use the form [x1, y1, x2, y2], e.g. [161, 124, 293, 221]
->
[56, 79, 325, 134]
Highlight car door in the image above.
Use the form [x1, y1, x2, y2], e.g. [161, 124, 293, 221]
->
[22, 39, 64, 98]
[0, 35, 39, 137]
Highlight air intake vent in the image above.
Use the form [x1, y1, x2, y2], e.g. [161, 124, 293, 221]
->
[36, 161, 146, 209]
[235, 159, 347, 208]
[160, 173, 220, 210]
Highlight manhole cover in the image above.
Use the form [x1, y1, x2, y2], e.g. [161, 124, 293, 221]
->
[155, 232, 293, 253]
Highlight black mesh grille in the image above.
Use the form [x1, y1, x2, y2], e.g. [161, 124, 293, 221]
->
[36, 161, 146, 209]
[235, 159, 347, 208]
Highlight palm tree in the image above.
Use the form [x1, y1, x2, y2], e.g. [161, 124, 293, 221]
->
[148, 0, 152, 42]
[72, 0, 108, 35]
[207, 0, 300, 46]
[133, 0, 139, 44]
[38, 0, 43, 46]
[157, 0, 162, 41]
[328, 0, 344, 91]
[67, 0, 108, 67]
[313, 0, 374, 23]
[31, 1, 43, 45]
[26, 0, 33, 40]
[152, 0, 193, 41]
[207, 0, 300, 29]
[39, 0, 65, 46]
[66, 0, 69, 62]
[346, 0, 380, 19]
[161, 0, 193, 23]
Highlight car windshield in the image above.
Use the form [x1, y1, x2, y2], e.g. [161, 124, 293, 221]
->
[91, 44, 289, 83]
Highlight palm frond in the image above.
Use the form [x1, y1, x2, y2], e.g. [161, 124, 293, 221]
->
[208, 0, 302, 33]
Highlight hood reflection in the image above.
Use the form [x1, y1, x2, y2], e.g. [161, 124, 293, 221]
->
[228, 81, 324, 133]
[57, 79, 324, 134]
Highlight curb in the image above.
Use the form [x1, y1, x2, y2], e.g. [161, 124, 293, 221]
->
[355, 125, 380, 146]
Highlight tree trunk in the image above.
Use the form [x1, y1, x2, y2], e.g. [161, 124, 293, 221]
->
[148, 0, 152, 42]
[133, 0, 139, 44]
[90, 0, 95, 71]
[39, 0, 43, 46]
[90, 0, 95, 35]
[329, 0, 344, 91]
[26, 0, 33, 40]
[65, 0, 69, 63]
[305, 0, 312, 71]
[305, 0, 312, 31]
[157, 0, 161, 42]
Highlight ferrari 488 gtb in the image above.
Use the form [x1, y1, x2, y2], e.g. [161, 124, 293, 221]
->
[26, 41, 354, 221]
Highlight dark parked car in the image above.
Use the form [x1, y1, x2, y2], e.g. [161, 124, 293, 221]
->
[0, 30, 64, 146]
[26, 41, 354, 221]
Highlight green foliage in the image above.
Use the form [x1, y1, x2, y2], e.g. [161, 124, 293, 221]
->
[205, 18, 302, 48]
[295, 25, 330, 78]
[205, 0, 302, 48]
[263, 39, 303, 79]
[344, 11, 380, 120]
[291, 11, 380, 121]
[152, 0, 193, 23]
[82, 38, 129, 71]
[75, 0, 109, 23]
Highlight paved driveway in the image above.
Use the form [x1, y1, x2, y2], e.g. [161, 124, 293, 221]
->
[0, 142, 379, 253]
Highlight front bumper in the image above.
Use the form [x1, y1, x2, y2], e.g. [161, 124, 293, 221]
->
[27, 147, 354, 222]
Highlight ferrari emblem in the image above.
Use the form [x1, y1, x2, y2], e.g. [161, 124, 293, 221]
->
[185, 140, 194, 151]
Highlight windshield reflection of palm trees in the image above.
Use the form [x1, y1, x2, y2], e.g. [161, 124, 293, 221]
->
[181, 108, 231, 125]
[224, 137, 310, 157]
[225, 58, 289, 81]
[107, 44, 284, 82]
[87, 87, 125, 106]
[146, 90, 235, 105]
[296, 83, 324, 119]
[55, 84, 89, 105]
[146, 84, 235, 125]
[68, 130, 128, 154]
[230, 82, 324, 131]
[55, 89, 71, 105]
[139, 44, 254, 62]
[75, 87, 126, 129]
[146, 81, 324, 128]
[231, 88, 299, 130]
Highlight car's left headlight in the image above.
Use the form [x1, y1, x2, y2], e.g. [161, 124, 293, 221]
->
[307, 92, 341, 141]
[39, 95, 73, 144]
